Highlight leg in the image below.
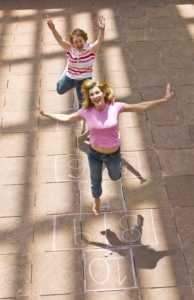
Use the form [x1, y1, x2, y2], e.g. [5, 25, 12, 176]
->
[93, 198, 101, 216]
[56, 73, 76, 95]
[76, 78, 91, 134]
[103, 150, 122, 181]
[75, 78, 91, 106]
[87, 147, 103, 215]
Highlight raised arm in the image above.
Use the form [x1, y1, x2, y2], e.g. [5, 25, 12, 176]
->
[37, 103, 82, 123]
[123, 83, 174, 112]
[90, 15, 105, 54]
[46, 16, 70, 51]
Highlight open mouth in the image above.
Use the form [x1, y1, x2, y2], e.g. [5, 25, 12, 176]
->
[93, 98, 101, 103]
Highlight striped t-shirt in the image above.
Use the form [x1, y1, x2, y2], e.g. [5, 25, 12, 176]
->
[65, 43, 96, 79]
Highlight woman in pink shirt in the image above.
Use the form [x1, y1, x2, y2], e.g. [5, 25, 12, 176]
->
[37, 80, 174, 216]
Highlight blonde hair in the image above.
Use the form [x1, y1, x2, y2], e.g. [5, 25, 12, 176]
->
[81, 79, 115, 109]
[68, 28, 88, 44]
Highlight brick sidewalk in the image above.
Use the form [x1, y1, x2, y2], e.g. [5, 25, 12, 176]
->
[1, 0, 194, 299]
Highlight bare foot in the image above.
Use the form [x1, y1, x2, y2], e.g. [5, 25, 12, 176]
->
[93, 198, 100, 216]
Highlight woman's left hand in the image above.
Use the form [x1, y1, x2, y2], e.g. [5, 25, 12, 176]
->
[164, 83, 174, 102]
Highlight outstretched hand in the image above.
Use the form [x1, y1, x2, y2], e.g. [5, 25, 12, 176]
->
[164, 83, 174, 102]
[36, 102, 45, 116]
[97, 15, 105, 29]
[46, 15, 55, 30]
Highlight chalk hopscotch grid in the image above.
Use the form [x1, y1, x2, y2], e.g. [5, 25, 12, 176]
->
[52, 209, 158, 291]
[83, 247, 138, 292]
[52, 209, 158, 252]
[51, 111, 156, 293]
[54, 151, 143, 182]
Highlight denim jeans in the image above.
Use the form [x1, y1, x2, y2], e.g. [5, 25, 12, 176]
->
[87, 146, 122, 198]
[56, 73, 91, 108]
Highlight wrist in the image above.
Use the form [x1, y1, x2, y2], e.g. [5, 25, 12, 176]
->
[50, 26, 55, 32]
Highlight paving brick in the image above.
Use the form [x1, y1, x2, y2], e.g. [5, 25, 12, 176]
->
[174, 207, 194, 243]
[157, 40, 189, 54]
[0, 157, 36, 184]
[121, 150, 162, 178]
[140, 287, 194, 300]
[188, 124, 194, 142]
[168, 67, 194, 85]
[165, 175, 194, 207]
[37, 130, 76, 155]
[157, 149, 194, 176]
[8, 74, 40, 91]
[136, 69, 169, 88]
[4, 91, 39, 111]
[0, 132, 37, 156]
[151, 125, 193, 149]
[0, 217, 33, 254]
[10, 59, 41, 75]
[182, 243, 194, 286]
[120, 126, 154, 151]
[134, 243, 190, 288]
[163, 53, 194, 69]
[1, 111, 38, 132]
[147, 102, 183, 126]
[122, 177, 169, 209]
[133, 54, 165, 70]
[0, 184, 35, 217]
[0, 254, 31, 298]
[32, 252, 84, 295]
[39, 90, 75, 111]
[35, 182, 80, 215]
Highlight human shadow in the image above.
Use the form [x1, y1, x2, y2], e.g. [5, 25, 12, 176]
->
[83, 214, 171, 269]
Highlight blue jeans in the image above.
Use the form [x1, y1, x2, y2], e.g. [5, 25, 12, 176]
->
[56, 73, 91, 108]
[87, 146, 122, 198]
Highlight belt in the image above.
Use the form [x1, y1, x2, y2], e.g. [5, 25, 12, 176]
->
[89, 145, 120, 156]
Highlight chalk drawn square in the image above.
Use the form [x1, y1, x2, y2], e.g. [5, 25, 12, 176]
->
[121, 151, 162, 178]
[80, 180, 125, 214]
[104, 210, 157, 247]
[53, 214, 84, 250]
[83, 248, 137, 292]
[54, 153, 90, 182]
[80, 214, 108, 250]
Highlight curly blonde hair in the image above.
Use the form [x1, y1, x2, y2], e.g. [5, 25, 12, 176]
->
[68, 28, 88, 44]
[81, 79, 115, 109]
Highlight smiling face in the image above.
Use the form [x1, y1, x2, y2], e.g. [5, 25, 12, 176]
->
[72, 35, 86, 51]
[89, 86, 106, 111]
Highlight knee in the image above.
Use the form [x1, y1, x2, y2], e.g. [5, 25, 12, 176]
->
[57, 90, 64, 95]
[56, 83, 64, 95]
[109, 173, 121, 181]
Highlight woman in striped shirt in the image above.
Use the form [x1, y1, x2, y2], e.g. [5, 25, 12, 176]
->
[47, 15, 105, 133]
